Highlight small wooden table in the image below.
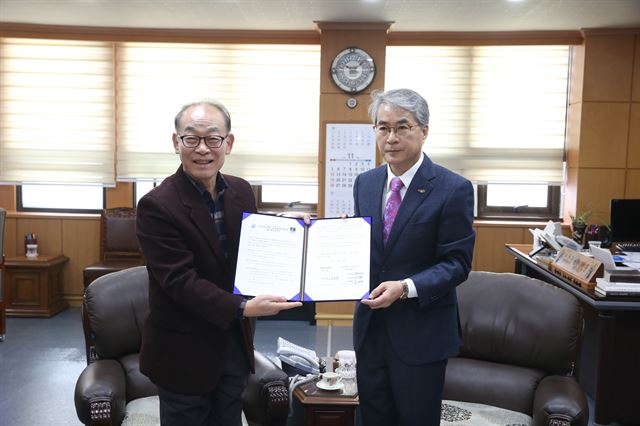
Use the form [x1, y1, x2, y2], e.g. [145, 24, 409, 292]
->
[293, 379, 359, 426]
[5, 254, 69, 317]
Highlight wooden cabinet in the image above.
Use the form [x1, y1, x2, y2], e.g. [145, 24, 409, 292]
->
[294, 382, 358, 426]
[5, 254, 69, 317]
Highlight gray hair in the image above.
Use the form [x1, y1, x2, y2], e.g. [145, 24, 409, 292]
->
[174, 100, 232, 133]
[368, 89, 430, 127]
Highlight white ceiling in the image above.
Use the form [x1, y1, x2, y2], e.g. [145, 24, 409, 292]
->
[1, 0, 639, 32]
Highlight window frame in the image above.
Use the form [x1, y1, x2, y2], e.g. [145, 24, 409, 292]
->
[252, 185, 317, 215]
[476, 184, 561, 220]
[17, 185, 106, 214]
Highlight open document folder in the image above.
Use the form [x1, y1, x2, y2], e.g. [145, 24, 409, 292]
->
[234, 212, 371, 302]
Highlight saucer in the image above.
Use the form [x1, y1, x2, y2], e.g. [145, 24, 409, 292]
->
[316, 381, 344, 391]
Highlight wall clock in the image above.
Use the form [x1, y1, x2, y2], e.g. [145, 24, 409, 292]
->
[330, 47, 376, 93]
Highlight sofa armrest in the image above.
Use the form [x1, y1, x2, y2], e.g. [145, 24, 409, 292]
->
[74, 359, 127, 426]
[243, 350, 290, 426]
[533, 375, 589, 426]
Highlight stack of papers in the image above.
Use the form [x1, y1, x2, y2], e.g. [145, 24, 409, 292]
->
[595, 278, 640, 297]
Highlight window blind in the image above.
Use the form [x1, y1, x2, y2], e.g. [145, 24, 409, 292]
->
[0, 38, 115, 185]
[116, 42, 320, 184]
[385, 45, 569, 184]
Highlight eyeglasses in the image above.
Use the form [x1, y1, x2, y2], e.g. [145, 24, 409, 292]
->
[177, 134, 227, 149]
[373, 124, 418, 137]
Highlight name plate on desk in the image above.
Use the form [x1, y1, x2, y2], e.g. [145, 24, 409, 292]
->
[549, 247, 603, 290]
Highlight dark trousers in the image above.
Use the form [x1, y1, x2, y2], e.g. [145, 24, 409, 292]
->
[356, 312, 447, 426]
[158, 331, 249, 426]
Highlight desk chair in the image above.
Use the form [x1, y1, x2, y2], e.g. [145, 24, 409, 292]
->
[82, 207, 145, 290]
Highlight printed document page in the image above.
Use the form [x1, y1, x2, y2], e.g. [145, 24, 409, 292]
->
[304, 217, 370, 301]
[234, 213, 371, 301]
[234, 213, 305, 299]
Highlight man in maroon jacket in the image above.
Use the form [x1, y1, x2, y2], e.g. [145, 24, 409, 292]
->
[136, 100, 301, 425]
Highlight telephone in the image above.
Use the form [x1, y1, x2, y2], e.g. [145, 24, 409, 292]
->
[529, 228, 561, 255]
[556, 235, 583, 251]
[277, 337, 320, 374]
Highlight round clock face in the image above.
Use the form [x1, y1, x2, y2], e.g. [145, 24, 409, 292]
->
[331, 47, 376, 93]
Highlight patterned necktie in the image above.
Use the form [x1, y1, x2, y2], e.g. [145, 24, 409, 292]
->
[383, 177, 404, 244]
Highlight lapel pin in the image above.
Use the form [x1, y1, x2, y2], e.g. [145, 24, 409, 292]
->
[417, 189, 426, 194]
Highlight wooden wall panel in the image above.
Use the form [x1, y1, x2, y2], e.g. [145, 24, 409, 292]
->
[315, 24, 389, 324]
[0, 186, 16, 211]
[633, 34, 640, 102]
[578, 102, 630, 168]
[582, 34, 635, 102]
[4, 217, 17, 257]
[106, 182, 134, 208]
[564, 167, 579, 223]
[320, 94, 375, 122]
[565, 102, 582, 167]
[471, 225, 478, 271]
[61, 217, 101, 301]
[626, 170, 640, 198]
[568, 44, 585, 104]
[628, 103, 640, 168]
[576, 168, 626, 224]
[474, 225, 526, 273]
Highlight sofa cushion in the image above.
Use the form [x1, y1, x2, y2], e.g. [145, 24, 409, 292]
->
[443, 357, 545, 415]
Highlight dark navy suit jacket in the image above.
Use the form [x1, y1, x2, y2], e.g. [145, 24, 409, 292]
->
[353, 154, 475, 365]
[136, 166, 256, 394]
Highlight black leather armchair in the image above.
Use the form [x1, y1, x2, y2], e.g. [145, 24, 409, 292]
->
[74, 266, 289, 426]
[444, 271, 589, 426]
[82, 208, 145, 290]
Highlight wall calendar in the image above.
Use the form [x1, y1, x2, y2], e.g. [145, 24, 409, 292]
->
[324, 123, 377, 218]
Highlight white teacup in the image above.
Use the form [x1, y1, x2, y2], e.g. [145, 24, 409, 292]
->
[319, 372, 341, 387]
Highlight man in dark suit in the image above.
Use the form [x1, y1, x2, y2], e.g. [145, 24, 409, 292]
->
[353, 89, 475, 425]
[136, 100, 301, 426]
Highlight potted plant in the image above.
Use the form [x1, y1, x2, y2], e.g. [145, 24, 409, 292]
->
[570, 211, 592, 246]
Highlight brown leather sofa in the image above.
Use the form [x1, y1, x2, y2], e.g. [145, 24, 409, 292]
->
[82, 208, 145, 290]
[444, 271, 589, 426]
[74, 266, 290, 426]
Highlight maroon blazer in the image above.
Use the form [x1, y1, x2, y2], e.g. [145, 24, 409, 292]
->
[136, 166, 257, 394]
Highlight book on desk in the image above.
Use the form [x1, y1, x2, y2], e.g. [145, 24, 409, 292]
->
[595, 277, 640, 297]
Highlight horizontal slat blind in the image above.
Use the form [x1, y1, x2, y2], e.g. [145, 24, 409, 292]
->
[0, 38, 115, 185]
[385, 45, 569, 184]
[117, 42, 320, 183]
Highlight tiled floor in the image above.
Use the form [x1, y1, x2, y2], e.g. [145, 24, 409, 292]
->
[0, 307, 612, 426]
[0, 307, 353, 426]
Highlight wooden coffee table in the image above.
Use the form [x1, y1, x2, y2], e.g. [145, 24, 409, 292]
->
[293, 378, 359, 426]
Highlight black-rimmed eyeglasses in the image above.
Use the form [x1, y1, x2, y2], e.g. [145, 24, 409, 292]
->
[177, 134, 228, 149]
[373, 124, 418, 137]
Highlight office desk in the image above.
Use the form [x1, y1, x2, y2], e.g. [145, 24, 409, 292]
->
[506, 244, 640, 425]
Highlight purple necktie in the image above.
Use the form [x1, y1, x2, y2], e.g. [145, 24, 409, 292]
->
[383, 177, 404, 244]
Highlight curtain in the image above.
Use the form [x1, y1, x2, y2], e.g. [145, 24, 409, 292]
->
[0, 38, 115, 185]
[116, 42, 320, 184]
[385, 45, 569, 184]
